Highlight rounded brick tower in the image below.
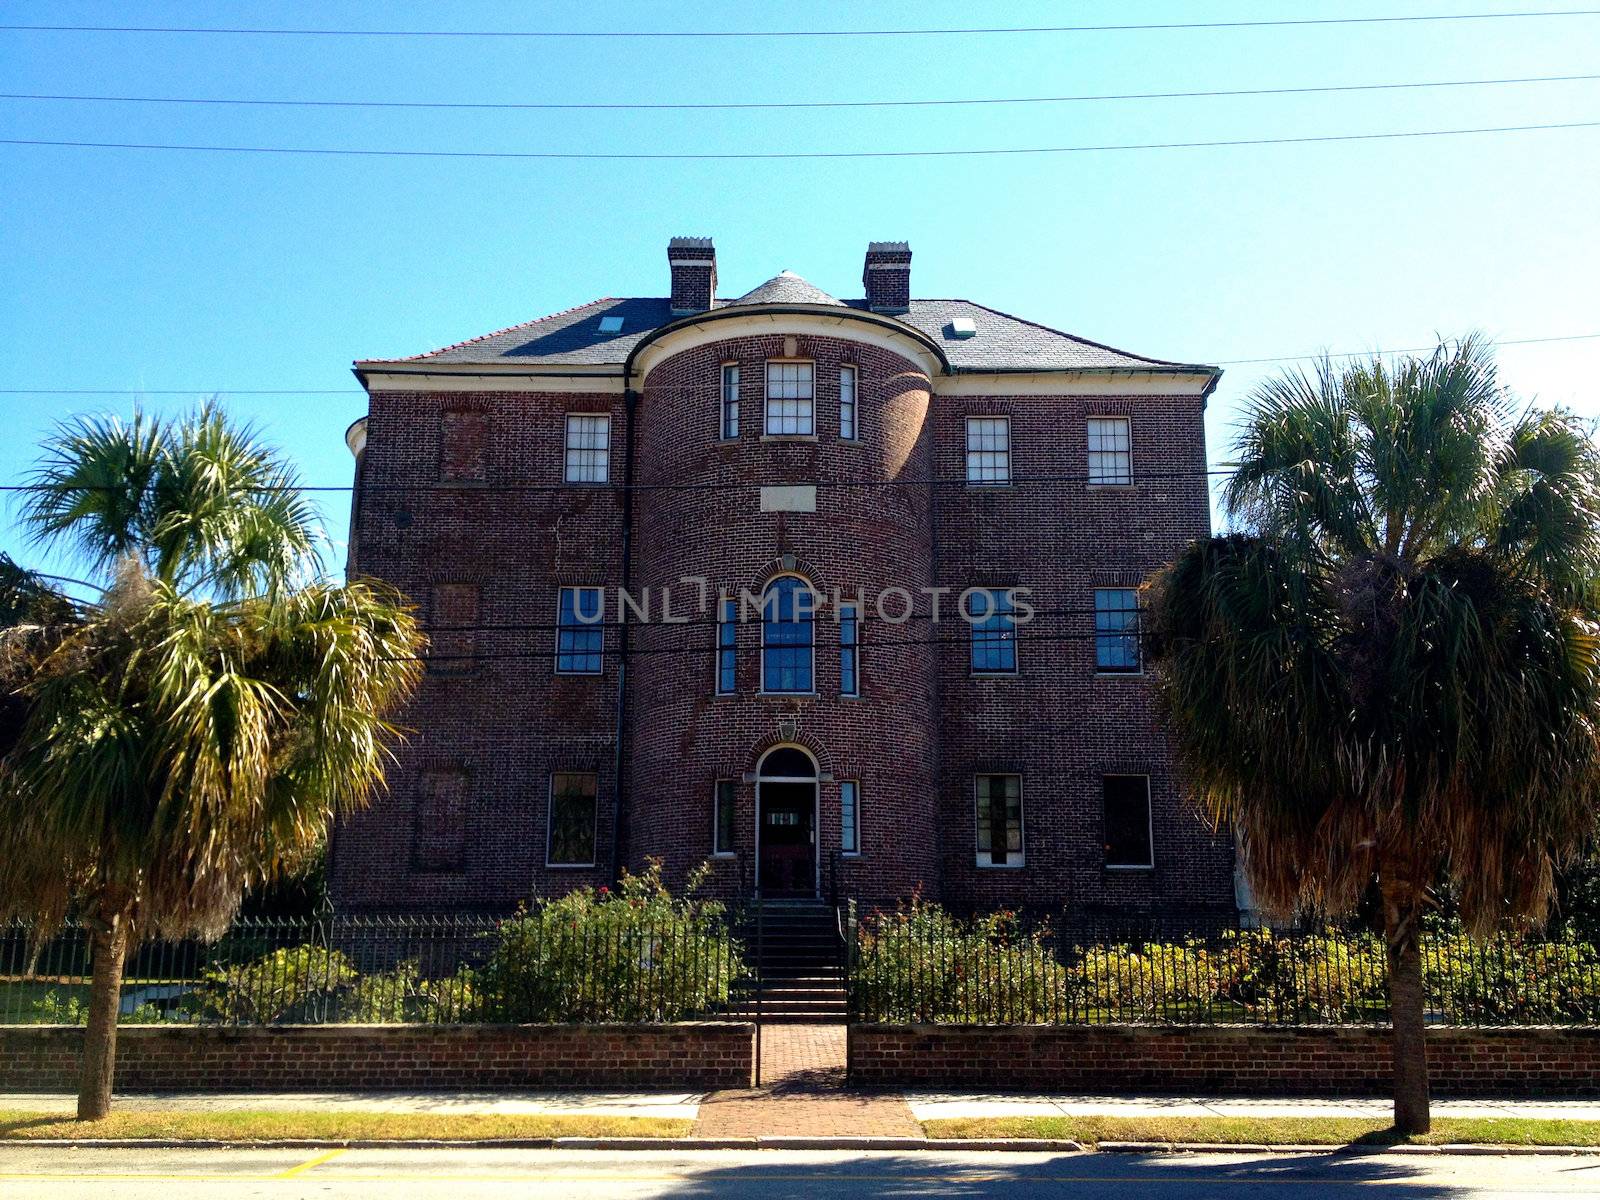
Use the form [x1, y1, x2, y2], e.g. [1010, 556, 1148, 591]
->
[622, 265, 944, 904]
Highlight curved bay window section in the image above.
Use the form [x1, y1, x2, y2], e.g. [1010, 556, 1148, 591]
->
[761, 576, 816, 694]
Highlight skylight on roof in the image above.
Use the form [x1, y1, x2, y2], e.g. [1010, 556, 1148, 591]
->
[950, 317, 977, 339]
[598, 315, 625, 334]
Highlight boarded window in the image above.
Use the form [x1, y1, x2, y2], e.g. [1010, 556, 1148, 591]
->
[548, 772, 599, 866]
[1103, 775, 1154, 868]
[440, 409, 490, 482]
[975, 774, 1023, 867]
[412, 768, 468, 872]
[429, 583, 480, 674]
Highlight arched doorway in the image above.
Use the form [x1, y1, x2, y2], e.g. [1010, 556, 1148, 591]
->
[755, 746, 818, 898]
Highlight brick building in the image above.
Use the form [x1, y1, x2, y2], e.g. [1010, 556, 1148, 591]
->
[330, 239, 1238, 919]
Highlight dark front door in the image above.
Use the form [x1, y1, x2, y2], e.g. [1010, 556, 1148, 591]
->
[758, 782, 815, 897]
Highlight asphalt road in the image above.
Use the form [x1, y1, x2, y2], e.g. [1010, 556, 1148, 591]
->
[3, 1147, 1600, 1198]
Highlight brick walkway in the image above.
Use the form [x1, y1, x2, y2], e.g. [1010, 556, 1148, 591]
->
[694, 1023, 922, 1139]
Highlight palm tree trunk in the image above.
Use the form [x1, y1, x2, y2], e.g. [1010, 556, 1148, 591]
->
[77, 907, 131, 1121]
[1382, 892, 1431, 1135]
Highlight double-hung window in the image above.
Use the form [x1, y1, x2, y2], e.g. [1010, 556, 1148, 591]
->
[556, 586, 604, 674]
[1087, 416, 1132, 485]
[1094, 588, 1142, 673]
[564, 414, 610, 483]
[716, 597, 737, 694]
[969, 588, 1017, 674]
[839, 601, 860, 697]
[975, 774, 1023, 867]
[965, 416, 1011, 484]
[720, 364, 740, 439]
[840, 780, 860, 855]
[1103, 775, 1153, 868]
[765, 362, 814, 435]
[548, 772, 598, 867]
[839, 365, 858, 440]
[761, 576, 815, 693]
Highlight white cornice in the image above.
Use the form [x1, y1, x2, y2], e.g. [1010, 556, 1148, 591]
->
[935, 372, 1217, 398]
[358, 369, 626, 395]
[631, 307, 944, 383]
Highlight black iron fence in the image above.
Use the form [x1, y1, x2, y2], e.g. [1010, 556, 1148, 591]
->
[1, 910, 748, 1026]
[845, 906, 1600, 1026]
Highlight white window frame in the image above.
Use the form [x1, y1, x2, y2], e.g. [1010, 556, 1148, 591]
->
[1102, 774, 1155, 870]
[712, 778, 737, 857]
[546, 771, 599, 869]
[965, 416, 1011, 485]
[764, 360, 815, 436]
[968, 588, 1019, 676]
[1094, 587, 1143, 675]
[974, 773, 1025, 869]
[720, 363, 740, 440]
[1086, 415, 1133, 486]
[838, 600, 861, 697]
[840, 779, 860, 856]
[839, 364, 859, 441]
[759, 575, 817, 696]
[563, 413, 611, 483]
[555, 585, 605, 676]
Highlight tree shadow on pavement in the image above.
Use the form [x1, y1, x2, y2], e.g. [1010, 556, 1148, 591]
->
[645, 1151, 1469, 1199]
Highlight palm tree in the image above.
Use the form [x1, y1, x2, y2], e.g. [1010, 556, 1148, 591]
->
[1143, 337, 1600, 1134]
[0, 405, 422, 1119]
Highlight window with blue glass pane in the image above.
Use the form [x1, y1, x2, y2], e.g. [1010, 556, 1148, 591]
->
[839, 601, 859, 697]
[761, 576, 815, 692]
[556, 586, 604, 674]
[1094, 588, 1141, 672]
[717, 597, 737, 694]
[969, 589, 1016, 673]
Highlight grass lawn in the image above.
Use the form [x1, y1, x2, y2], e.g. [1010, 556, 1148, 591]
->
[923, 1115, 1600, 1148]
[0, 1109, 692, 1142]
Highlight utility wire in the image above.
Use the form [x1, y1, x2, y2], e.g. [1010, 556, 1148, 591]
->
[2, 329, 1596, 396]
[0, 469, 1238, 495]
[5, 72, 1597, 112]
[4, 118, 1598, 160]
[3, 11, 1598, 39]
[1, 333, 1592, 398]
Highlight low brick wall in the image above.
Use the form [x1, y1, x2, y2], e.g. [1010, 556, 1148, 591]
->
[849, 1024, 1600, 1097]
[0, 1022, 754, 1092]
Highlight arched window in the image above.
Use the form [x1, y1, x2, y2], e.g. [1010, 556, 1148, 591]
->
[757, 746, 817, 779]
[761, 576, 815, 693]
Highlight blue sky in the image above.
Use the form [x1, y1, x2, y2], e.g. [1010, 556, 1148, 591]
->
[2, 0, 1597, 585]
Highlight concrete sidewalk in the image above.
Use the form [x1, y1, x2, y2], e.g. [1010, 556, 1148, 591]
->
[907, 1092, 1600, 1122]
[0, 1092, 704, 1120]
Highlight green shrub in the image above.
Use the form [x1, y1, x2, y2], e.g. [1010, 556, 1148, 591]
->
[1075, 939, 1219, 1020]
[32, 989, 161, 1025]
[851, 899, 1072, 1023]
[474, 860, 743, 1023]
[1424, 930, 1600, 1023]
[189, 944, 358, 1023]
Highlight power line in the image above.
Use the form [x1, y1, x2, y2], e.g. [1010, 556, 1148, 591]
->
[5, 118, 1598, 161]
[1, 334, 1594, 397]
[6, 72, 1598, 112]
[1214, 331, 1600, 365]
[0, 468, 1240, 495]
[3, 11, 1598, 39]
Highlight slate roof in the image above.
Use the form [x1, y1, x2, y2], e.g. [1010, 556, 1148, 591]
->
[734, 271, 846, 308]
[359, 289, 1215, 374]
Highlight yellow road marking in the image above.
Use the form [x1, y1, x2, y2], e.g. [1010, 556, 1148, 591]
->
[272, 1148, 348, 1178]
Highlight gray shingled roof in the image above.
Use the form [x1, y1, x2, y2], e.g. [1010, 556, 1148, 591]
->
[734, 271, 846, 308]
[362, 293, 1212, 374]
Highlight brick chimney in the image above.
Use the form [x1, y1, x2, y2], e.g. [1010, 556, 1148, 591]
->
[668, 237, 717, 314]
[863, 241, 911, 314]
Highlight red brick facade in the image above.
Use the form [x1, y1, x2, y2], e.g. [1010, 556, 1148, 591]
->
[330, 246, 1236, 916]
[0, 1023, 754, 1092]
[849, 1024, 1600, 1096]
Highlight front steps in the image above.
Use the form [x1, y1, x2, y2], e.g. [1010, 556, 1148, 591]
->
[725, 900, 848, 1024]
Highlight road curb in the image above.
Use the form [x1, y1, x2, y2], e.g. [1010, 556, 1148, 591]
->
[5, 1135, 1600, 1155]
